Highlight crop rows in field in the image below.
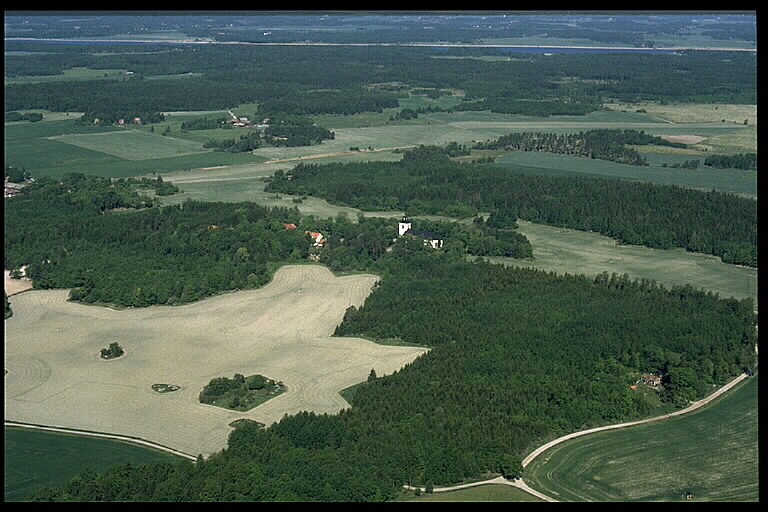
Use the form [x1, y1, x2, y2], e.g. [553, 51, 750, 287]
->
[523, 376, 759, 502]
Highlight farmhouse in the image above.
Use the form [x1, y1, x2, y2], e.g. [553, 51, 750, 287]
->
[283, 223, 298, 230]
[306, 231, 325, 247]
[397, 216, 444, 249]
[639, 373, 662, 387]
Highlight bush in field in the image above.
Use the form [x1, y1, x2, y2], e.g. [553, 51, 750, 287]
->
[100, 342, 124, 360]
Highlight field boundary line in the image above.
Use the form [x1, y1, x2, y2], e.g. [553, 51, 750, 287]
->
[4, 421, 198, 462]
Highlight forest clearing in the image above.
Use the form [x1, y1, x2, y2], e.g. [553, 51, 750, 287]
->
[4, 265, 428, 458]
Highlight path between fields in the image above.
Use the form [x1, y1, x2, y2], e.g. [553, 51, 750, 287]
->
[403, 372, 751, 502]
[260, 145, 416, 164]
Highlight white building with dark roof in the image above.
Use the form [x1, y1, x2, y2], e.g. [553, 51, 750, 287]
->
[397, 216, 444, 249]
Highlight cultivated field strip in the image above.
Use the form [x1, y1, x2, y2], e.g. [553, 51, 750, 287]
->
[4, 265, 428, 457]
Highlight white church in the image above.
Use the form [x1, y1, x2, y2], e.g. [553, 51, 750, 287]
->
[397, 216, 444, 249]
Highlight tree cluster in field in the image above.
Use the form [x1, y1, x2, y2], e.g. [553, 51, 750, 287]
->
[704, 153, 757, 171]
[203, 132, 262, 152]
[453, 97, 599, 117]
[77, 110, 165, 125]
[199, 373, 281, 410]
[5, 111, 43, 122]
[389, 108, 419, 121]
[28, 245, 756, 501]
[100, 342, 124, 360]
[180, 116, 230, 131]
[202, 119, 334, 151]
[264, 120, 334, 147]
[122, 176, 180, 197]
[265, 146, 757, 267]
[474, 129, 687, 166]
[662, 160, 700, 169]
[4, 164, 32, 183]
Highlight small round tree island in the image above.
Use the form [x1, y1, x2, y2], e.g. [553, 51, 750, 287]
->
[199, 373, 285, 411]
[100, 342, 124, 360]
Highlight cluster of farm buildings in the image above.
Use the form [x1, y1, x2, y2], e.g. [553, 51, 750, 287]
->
[628, 372, 663, 391]
[280, 216, 444, 262]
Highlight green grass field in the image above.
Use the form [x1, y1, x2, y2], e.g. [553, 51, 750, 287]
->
[5, 67, 129, 85]
[4, 427, 184, 502]
[493, 152, 757, 198]
[496, 220, 758, 309]
[4, 118, 266, 178]
[523, 375, 759, 502]
[50, 130, 209, 160]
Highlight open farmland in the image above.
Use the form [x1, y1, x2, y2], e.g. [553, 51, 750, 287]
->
[493, 152, 757, 198]
[523, 375, 759, 502]
[496, 220, 758, 309]
[4, 265, 428, 458]
[4, 118, 265, 178]
[49, 130, 209, 160]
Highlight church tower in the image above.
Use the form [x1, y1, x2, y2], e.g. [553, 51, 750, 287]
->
[398, 215, 412, 237]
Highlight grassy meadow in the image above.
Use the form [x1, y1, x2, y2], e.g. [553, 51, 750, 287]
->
[523, 375, 759, 502]
[493, 152, 757, 197]
[4, 427, 183, 502]
[499, 220, 757, 308]
[4, 117, 265, 179]
[4, 67, 130, 85]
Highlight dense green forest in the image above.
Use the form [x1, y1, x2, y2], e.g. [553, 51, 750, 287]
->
[27, 242, 756, 501]
[265, 146, 757, 267]
[3, 174, 311, 307]
[474, 129, 687, 166]
[704, 152, 757, 170]
[4, 45, 757, 118]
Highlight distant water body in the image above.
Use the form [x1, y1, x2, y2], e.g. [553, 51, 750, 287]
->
[5, 38, 756, 54]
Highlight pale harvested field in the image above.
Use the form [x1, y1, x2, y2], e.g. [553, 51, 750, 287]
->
[4, 265, 428, 458]
[4, 270, 33, 296]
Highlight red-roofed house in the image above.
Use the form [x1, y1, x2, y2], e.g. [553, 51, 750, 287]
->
[306, 231, 325, 247]
[284, 223, 297, 230]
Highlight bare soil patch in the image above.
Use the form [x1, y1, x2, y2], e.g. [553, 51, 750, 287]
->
[4, 270, 33, 296]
